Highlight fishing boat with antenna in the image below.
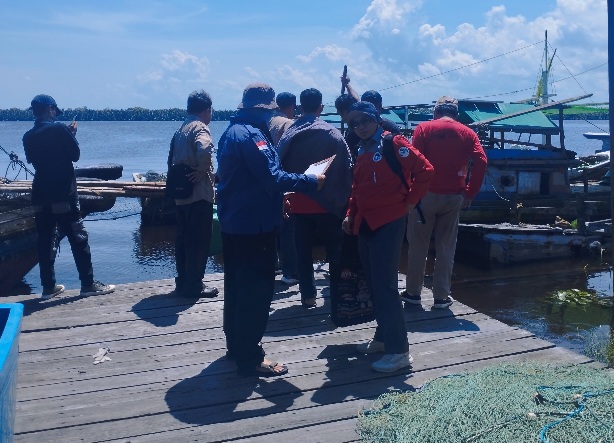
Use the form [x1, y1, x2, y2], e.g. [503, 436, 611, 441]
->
[322, 31, 611, 265]
[325, 31, 610, 227]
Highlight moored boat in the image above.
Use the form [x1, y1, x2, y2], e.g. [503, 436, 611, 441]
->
[132, 171, 222, 256]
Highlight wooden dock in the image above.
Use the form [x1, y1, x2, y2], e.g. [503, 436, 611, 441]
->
[0, 180, 166, 198]
[4, 269, 592, 443]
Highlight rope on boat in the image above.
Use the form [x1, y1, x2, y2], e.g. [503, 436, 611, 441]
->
[1, 143, 35, 182]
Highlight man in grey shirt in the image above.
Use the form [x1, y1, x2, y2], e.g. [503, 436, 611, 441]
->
[170, 90, 218, 298]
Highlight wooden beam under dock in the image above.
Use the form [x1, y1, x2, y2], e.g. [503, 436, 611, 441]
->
[0, 180, 167, 198]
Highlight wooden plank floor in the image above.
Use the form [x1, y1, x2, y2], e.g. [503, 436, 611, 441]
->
[4, 268, 593, 443]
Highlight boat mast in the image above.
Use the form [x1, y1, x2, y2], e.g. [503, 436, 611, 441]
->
[541, 31, 549, 106]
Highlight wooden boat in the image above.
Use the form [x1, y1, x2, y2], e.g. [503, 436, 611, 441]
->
[0, 164, 123, 293]
[456, 221, 610, 267]
[583, 132, 611, 153]
[0, 194, 38, 293]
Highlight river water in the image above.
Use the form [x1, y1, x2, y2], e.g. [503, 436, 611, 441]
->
[0, 119, 612, 360]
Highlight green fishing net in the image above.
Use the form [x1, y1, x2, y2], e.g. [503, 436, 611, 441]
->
[357, 363, 614, 443]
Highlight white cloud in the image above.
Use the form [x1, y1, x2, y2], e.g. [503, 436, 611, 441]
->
[341, 0, 608, 104]
[296, 45, 351, 63]
[351, 0, 423, 38]
[138, 50, 210, 85]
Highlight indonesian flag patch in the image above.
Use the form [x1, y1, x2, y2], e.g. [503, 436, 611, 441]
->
[256, 140, 269, 151]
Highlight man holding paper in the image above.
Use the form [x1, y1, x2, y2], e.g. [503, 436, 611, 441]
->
[277, 88, 353, 308]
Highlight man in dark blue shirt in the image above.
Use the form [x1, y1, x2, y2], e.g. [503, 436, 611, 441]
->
[216, 83, 324, 377]
[23, 94, 115, 300]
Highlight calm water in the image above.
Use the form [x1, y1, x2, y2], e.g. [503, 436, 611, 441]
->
[1, 119, 612, 358]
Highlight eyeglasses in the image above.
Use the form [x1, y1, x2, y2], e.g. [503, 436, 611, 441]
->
[350, 116, 374, 129]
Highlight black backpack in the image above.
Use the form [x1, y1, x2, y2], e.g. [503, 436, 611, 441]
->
[381, 133, 425, 224]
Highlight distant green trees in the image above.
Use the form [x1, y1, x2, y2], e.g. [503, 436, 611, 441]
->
[0, 108, 236, 121]
[543, 105, 609, 120]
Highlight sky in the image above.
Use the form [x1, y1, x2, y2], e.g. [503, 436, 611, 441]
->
[0, 0, 609, 111]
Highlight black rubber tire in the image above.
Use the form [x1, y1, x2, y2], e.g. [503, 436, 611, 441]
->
[74, 164, 123, 180]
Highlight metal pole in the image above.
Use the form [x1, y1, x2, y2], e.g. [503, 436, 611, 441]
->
[608, 0, 613, 366]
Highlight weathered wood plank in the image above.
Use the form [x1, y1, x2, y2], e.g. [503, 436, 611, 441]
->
[16, 313, 509, 395]
[13, 273, 596, 443]
[16, 346, 591, 443]
[15, 328, 553, 433]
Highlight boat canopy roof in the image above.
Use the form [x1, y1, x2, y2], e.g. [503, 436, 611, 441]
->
[320, 105, 405, 126]
[458, 100, 560, 135]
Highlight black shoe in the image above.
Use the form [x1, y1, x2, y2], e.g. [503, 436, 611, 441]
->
[432, 296, 454, 309]
[41, 284, 65, 300]
[400, 290, 422, 305]
[201, 286, 219, 298]
[81, 281, 115, 297]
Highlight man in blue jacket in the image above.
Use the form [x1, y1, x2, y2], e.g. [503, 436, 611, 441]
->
[217, 83, 325, 377]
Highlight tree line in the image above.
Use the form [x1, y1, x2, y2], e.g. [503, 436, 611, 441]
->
[1, 105, 607, 122]
[0, 107, 236, 122]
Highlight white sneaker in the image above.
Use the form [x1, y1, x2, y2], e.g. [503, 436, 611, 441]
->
[356, 339, 385, 354]
[280, 276, 299, 285]
[371, 352, 414, 373]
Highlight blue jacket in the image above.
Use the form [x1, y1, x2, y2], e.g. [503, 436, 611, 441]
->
[216, 110, 318, 234]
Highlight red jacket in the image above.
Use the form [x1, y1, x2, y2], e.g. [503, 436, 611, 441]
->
[346, 133, 433, 234]
[411, 117, 487, 199]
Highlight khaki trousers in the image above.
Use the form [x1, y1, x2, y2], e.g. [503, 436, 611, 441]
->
[405, 192, 464, 300]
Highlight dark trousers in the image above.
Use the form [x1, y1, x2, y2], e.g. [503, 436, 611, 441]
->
[278, 214, 297, 278]
[35, 203, 94, 289]
[358, 216, 408, 354]
[175, 200, 213, 292]
[222, 231, 276, 371]
[294, 212, 344, 299]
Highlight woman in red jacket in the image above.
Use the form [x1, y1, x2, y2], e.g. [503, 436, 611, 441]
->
[342, 102, 433, 373]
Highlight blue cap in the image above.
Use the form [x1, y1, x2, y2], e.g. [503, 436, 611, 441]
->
[29, 94, 63, 115]
[347, 101, 380, 123]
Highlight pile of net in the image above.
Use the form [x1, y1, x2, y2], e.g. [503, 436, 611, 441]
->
[357, 363, 613, 443]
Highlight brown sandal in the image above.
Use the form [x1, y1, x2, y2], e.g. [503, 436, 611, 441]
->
[238, 360, 288, 377]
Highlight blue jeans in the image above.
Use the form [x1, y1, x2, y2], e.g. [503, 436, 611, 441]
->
[294, 213, 343, 300]
[358, 216, 408, 354]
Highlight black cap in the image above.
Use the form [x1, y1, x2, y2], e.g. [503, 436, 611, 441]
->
[361, 90, 382, 105]
[30, 94, 63, 116]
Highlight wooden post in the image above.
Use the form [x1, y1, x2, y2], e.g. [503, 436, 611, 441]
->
[607, 0, 613, 366]
[558, 106, 565, 150]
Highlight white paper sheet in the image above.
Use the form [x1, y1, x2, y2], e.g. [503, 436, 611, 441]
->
[304, 154, 336, 175]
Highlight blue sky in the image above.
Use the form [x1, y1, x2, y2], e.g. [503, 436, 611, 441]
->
[0, 0, 608, 110]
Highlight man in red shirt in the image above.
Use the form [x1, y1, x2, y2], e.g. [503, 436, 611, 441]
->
[401, 96, 487, 309]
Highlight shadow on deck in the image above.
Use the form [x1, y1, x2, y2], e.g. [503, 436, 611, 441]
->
[5, 269, 592, 443]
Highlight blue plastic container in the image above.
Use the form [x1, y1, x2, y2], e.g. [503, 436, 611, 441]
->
[0, 304, 24, 443]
